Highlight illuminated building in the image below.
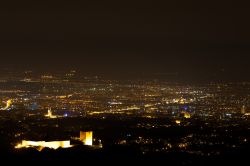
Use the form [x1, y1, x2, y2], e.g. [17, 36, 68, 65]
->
[1, 99, 12, 110]
[80, 131, 93, 146]
[45, 108, 57, 118]
[182, 112, 191, 119]
[15, 140, 71, 151]
[241, 105, 246, 114]
[175, 120, 181, 125]
[44, 108, 67, 118]
[178, 143, 188, 149]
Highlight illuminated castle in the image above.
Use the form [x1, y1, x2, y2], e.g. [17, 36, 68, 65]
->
[15, 140, 71, 151]
[80, 131, 93, 146]
[15, 131, 96, 151]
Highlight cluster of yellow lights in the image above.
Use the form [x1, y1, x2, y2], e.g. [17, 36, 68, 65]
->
[178, 143, 188, 149]
[183, 112, 191, 119]
[173, 98, 186, 104]
[121, 106, 141, 111]
[15, 140, 71, 151]
[41, 75, 53, 79]
[144, 104, 154, 108]
[56, 94, 73, 99]
[45, 108, 57, 118]
[1, 99, 12, 110]
[241, 105, 246, 114]
[175, 120, 181, 124]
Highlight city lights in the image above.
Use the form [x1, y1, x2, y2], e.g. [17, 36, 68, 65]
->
[0, 70, 249, 163]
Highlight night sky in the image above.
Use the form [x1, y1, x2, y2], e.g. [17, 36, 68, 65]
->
[0, 0, 249, 81]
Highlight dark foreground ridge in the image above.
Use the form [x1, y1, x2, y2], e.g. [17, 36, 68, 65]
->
[1, 144, 249, 166]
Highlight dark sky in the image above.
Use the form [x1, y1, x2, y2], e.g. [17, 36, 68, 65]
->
[0, 0, 249, 81]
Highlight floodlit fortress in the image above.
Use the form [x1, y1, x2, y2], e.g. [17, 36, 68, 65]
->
[80, 131, 93, 146]
[15, 131, 94, 151]
[15, 140, 71, 151]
